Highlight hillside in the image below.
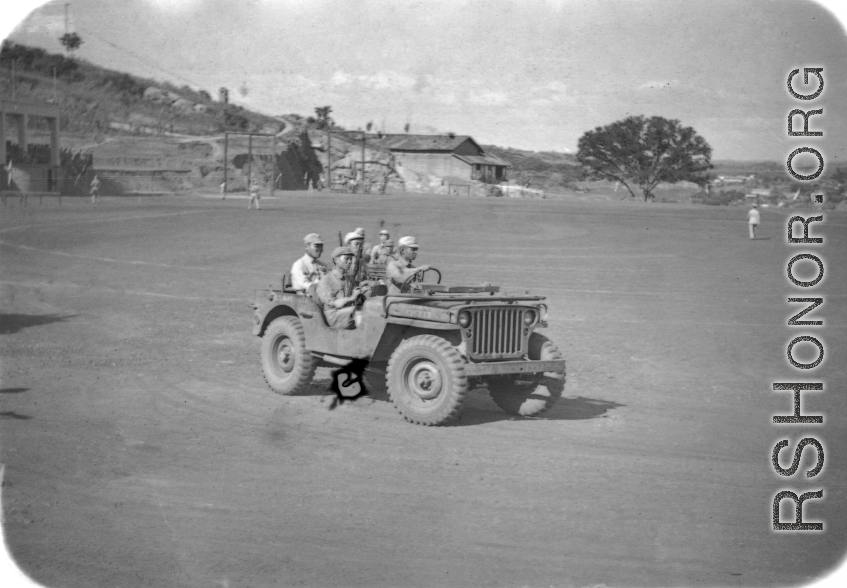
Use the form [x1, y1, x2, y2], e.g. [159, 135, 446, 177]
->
[4, 41, 842, 205]
[0, 41, 285, 140]
[481, 144, 583, 192]
[1, 41, 332, 194]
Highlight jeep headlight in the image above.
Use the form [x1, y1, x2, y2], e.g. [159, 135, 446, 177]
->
[458, 310, 472, 328]
[523, 309, 537, 325]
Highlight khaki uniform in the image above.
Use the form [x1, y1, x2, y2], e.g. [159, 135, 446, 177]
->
[290, 254, 328, 291]
[385, 258, 422, 294]
[370, 244, 394, 265]
[316, 271, 357, 329]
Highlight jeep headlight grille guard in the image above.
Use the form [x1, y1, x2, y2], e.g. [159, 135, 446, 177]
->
[467, 307, 529, 359]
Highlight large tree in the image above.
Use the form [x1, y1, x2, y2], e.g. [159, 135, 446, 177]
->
[59, 32, 83, 56]
[576, 115, 712, 201]
[314, 106, 333, 130]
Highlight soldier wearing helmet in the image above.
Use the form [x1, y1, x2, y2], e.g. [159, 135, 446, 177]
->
[386, 236, 430, 294]
[316, 246, 364, 329]
[290, 233, 328, 292]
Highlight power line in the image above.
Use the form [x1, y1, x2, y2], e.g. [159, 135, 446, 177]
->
[75, 26, 205, 90]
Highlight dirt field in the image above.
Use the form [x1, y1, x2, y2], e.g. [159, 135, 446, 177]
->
[1, 192, 845, 587]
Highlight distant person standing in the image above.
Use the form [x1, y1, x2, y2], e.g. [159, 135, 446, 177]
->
[747, 203, 760, 239]
[90, 175, 100, 205]
[220, 180, 226, 200]
[248, 180, 261, 210]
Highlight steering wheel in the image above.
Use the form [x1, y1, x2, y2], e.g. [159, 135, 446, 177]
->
[400, 266, 441, 293]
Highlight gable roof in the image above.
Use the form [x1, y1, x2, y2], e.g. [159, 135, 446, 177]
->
[366, 133, 480, 152]
[453, 153, 511, 167]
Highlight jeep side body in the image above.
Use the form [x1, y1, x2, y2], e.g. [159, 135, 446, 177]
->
[252, 274, 566, 425]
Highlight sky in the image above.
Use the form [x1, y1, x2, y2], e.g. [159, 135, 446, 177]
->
[3, 0, 847, 162]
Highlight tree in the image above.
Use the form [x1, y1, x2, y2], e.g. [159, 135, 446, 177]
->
[576, 115, 712, 201]
[314, 106, 333, 130]
[59, 32, 83, 56]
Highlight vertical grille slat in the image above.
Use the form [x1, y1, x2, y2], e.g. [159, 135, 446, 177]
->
[468, 306, 527, 359]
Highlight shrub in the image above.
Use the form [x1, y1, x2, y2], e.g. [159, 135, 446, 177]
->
[101, 72, 145, 98]
[692, 189, 745, 206]
[220, 105, 249, 131]
[1, 41, 81, 81]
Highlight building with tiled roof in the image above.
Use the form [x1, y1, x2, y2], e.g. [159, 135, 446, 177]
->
[367, 133, 510, 184]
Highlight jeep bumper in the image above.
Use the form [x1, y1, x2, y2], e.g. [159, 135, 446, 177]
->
[464, 359, 566, 377]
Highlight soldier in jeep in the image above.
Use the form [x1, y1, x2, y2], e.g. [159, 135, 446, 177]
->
[386, 236, 430, 294]
[290, 233, 328, 293]
[370, 229, 390, 261]
[316, 246, 365, 329]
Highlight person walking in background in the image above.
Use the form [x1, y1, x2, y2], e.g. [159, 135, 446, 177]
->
[248, 179, 261, 210]
[747, 203, 760, 239]
[90, 174, 100, 205]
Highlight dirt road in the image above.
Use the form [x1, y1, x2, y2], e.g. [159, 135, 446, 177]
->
[1, 193, 845, 587]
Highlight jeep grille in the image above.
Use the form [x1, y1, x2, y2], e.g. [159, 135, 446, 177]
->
[467, 307, 528, 360]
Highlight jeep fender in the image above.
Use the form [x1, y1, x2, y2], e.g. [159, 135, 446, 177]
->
[370, 323, 462, 364]
[254, 302, 298, 336]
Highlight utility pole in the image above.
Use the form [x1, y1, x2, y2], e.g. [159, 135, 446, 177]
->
[247, 133, 253, 190]
[326, 130, 331, 189]
[361, 131, 365, 184]
[271, 135, 275, 199]
[222, 132, 228, 199]
[64, 3, 69, 56]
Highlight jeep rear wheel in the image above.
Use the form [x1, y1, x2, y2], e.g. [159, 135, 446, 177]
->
[487, 333, 565, 417]
[261, 316, 315, 395]
[386, 335, 468, 425]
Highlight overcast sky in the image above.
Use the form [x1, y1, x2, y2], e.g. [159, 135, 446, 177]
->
[4, 0, 847, 162]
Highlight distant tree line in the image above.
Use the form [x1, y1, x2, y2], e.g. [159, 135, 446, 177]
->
[1, 41, 82, 81]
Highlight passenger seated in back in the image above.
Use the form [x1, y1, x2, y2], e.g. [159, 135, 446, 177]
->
[316, 246, 364, 329]
[371, 239, 395, 265]
[290, 233, 328, 293]
[370, 229, 390, 262]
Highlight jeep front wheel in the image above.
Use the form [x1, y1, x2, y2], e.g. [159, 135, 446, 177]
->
[386, 335, 468, 425]
[487, 333, 565, 417]
[261, 316, 315, 395]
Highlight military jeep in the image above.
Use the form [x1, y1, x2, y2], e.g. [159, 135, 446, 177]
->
[252, 268, 566, 426]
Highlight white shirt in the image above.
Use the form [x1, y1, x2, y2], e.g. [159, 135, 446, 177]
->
[747, 209, 760, 224]
[290, 253, 328, 291]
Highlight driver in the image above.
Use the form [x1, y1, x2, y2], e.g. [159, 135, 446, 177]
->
[385, 236, 430, 294]
[316, 246, 364, 329]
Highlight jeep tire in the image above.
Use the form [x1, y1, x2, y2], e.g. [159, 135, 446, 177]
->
[261, 316, 316, 395]
[386, 335, 468, 426]
[487, 333, 565, 417]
